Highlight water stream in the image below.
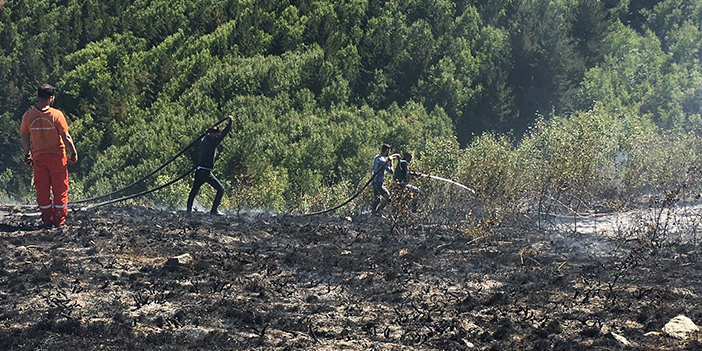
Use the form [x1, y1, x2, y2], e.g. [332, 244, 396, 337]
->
[427, 175, 476, 194]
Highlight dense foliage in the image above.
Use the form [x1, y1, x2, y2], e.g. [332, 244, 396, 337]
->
[2, 0, 702, 215]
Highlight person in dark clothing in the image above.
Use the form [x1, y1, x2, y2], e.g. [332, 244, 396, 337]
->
[371, 143, 399, 216]
[394, 151, 420, 212]
[187, 116, 233, 215]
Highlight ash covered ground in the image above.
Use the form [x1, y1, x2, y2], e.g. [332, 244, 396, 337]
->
[1, 204, 702, 350]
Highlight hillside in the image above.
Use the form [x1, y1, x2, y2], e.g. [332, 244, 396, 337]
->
[4, 0, 702, 213]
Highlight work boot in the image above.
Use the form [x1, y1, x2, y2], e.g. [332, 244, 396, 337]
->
[53, 206, 68, 227]
[53, 216, 66, 227]
[40, 209, 53, 226]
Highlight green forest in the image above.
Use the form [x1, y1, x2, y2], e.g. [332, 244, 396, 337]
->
[3, 0, 702, 216]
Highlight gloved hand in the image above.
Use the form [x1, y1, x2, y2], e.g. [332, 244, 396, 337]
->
[24, 153, 33, 167]
[69, 153, 78, 165]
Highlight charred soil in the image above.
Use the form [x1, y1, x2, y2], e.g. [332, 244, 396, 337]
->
[0, 205, 701, 350]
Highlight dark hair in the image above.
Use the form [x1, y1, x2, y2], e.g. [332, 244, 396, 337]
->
[403, 151, 413, 161]
[38, 84, 56, 99]
[381, 143, 391, 153]
[206, 126, 221, 134]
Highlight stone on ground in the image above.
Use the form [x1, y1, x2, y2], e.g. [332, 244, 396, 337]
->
[662, 315, 699, 340]
[165, 253, 194, 268]
[610, 332, 631, 346]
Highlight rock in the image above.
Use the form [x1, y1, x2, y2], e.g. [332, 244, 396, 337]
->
[610, 332, 631, 346]
[165, 253, 194, 268]
[461, 339, 475, 348]
[662, 315, 699, 339]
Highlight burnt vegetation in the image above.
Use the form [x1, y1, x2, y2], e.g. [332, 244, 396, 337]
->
[2, 184, 702, 350]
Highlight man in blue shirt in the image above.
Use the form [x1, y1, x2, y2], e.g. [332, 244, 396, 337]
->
[371, 143, 398, 216]
[187, 116, 233, 215]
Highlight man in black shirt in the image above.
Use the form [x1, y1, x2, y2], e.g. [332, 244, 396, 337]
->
[394, 152, 420, 212]
[187, 116, 233, 215]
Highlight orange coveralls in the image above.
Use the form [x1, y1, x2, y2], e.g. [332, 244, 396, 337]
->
[20, 107, 71, 226]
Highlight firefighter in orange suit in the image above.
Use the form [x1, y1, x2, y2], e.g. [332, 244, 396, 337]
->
[20, 84, 78, 227]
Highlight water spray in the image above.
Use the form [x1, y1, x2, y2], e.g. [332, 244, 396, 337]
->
[416, 173, 476, 194]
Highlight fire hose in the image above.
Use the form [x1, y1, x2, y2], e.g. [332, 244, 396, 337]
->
[18, 115, 475, 215]
[301, 160, 476, 217]
[80, 150, 476, 214]
[78, 166, 197, 210]
[301, 157, 394, 217]
[69, 116, 231, 209]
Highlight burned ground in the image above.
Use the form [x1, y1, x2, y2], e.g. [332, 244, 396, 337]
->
[0, 205, 701, 350]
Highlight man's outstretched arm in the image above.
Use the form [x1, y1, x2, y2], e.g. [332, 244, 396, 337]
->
[218, 116, 234, 141]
